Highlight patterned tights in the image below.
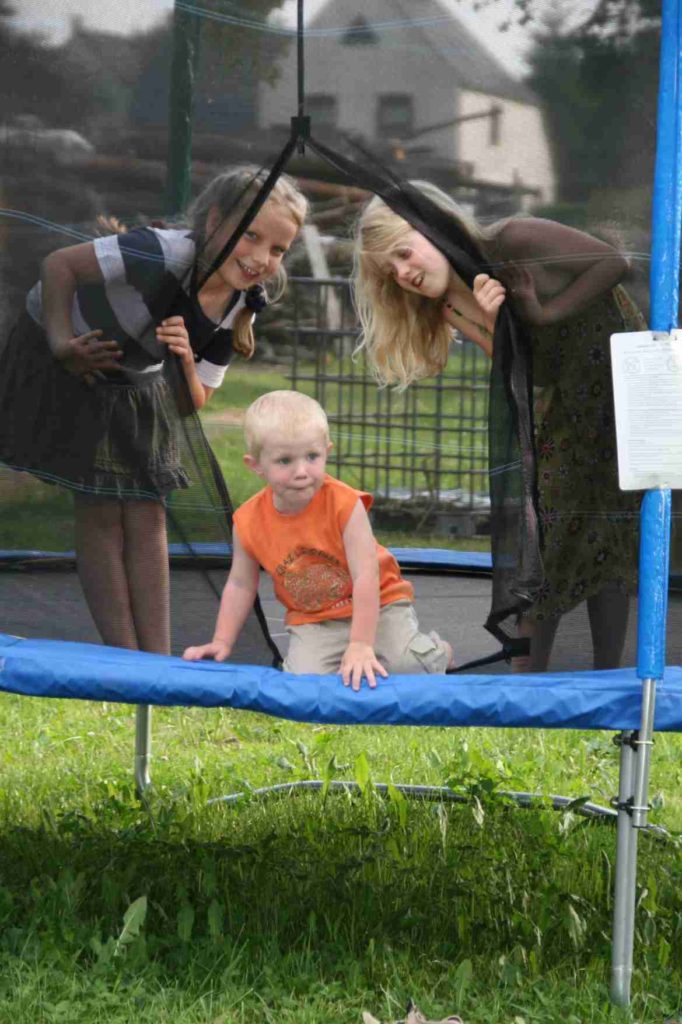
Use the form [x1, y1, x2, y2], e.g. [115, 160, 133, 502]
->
[515, 583, 630, 673]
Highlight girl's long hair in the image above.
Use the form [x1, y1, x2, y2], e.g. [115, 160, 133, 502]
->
[352, 180, 497, 387]
[189, 166, 308, 358]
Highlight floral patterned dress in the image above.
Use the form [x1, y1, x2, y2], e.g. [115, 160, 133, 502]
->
[526, 286, 646, 622]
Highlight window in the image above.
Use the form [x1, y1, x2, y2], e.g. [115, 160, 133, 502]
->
[342, 15, 379, 45]
[307, 95, 338, 130]
[377, 95, 414, 138]
[489, 105, 502, 146]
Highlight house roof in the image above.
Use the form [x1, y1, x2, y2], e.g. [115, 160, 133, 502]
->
[308, 0, 538, 106]
[59, 19, 144, 88]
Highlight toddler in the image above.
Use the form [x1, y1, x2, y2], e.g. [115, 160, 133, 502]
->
[183, 390, 454, 688]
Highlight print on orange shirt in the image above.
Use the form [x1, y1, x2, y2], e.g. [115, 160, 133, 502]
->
[276, 545, 352, 613]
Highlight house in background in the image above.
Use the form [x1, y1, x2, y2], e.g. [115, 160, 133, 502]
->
[259, 0, 556, 215]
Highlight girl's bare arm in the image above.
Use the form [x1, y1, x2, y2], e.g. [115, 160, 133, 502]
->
[183, 530, 260, 661]
[341, 500, 388, 690]
[41, 242, 123, 375]
[41, 243, 103, 353]
[496, 217, 629, 326]
[155, 317, 214, 409]
[443, 275, 506, 358]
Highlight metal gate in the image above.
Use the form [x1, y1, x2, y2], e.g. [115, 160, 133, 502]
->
[278, 276, 491, 536]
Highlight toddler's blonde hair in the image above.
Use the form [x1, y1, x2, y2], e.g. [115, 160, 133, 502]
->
[243, 390, 330, 459]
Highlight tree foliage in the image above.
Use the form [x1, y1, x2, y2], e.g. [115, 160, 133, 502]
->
[521, 0, 661, 200]
[131, 0, 290, 131]
[465, 0, 659, 38]
[0, 1, 107, 127]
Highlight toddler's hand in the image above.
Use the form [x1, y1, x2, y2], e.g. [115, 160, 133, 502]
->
[156, 316, 193, 365]
[183, 640, 232, 662]
[339, 641, 388, 692]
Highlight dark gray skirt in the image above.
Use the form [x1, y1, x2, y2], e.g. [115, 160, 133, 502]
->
[0, 312, 189, 499]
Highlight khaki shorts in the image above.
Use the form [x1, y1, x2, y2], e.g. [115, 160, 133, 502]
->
[283, 600, 451, 675]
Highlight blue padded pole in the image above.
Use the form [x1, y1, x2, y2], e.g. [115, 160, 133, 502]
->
[648, 2, 682, 338]
[633, 0, 681, 826]
[611, 0, 681, 1006]
[636, 491, 672, 682]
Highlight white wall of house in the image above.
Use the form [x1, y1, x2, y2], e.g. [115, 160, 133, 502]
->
[457, 90, 555, 206]
[259, 10, 461, 162]
[259, 0, 556, 208]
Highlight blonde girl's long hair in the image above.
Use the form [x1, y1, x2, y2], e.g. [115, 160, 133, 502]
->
[352, 181, 497, 388]
[189, 166, 308, 359]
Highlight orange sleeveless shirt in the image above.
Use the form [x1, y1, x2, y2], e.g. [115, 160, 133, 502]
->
[233, 475, 413, 626]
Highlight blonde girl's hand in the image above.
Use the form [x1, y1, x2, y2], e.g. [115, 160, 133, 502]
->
[56, 329, 123, 383]
[473, 274, 507, 334]
[156, 316, 193, 366]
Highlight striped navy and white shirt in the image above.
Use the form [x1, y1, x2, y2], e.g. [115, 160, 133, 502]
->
[26, 226, 248, 388]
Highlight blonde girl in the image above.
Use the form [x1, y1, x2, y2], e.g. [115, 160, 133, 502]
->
[353, 182, 645, 672]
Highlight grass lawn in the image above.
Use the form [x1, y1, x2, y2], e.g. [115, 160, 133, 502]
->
[0, 692, 680, 1024]
[1, 364, 680, 1022]
[0, 360, 491, 554]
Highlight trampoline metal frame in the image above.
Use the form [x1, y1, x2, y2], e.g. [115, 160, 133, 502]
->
[135, 705, 152, 795]
[205, 775, 670, 841]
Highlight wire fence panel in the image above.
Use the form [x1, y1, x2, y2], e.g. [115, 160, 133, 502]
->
[278, 277, 491, 535]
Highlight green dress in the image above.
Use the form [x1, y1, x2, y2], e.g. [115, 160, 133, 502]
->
[526, 286, 646, 622]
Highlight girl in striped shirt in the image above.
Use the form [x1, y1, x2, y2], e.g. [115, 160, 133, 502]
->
[0, 166, 307, 657]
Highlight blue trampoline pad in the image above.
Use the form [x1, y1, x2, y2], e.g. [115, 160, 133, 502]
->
[0, 545, 493, 569]
[1, 633, 681, 732]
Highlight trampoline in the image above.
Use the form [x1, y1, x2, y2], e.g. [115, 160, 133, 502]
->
[1, 0, 681, 1010]
[4, 544, 682, 675]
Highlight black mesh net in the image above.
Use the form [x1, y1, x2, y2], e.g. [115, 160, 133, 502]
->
[0, 0, 677, 674]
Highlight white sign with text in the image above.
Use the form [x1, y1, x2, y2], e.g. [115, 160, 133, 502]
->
[610, 329, 682, 490]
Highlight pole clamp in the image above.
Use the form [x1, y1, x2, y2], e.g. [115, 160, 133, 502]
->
[613, 731, 640, 752]
[291, 115, 312, 153]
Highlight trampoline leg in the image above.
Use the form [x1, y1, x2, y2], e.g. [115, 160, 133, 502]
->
[610, 731, 637, 1007]
[610, 679, 656, 1006]
[134, 704, 152, 796]
[631, 679, 656, 830]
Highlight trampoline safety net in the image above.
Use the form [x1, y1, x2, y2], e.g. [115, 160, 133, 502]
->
[0, 0, 679, 677]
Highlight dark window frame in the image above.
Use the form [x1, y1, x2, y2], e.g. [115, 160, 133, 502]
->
[377, 94, 414, 138]
[307, 94, 338, 129]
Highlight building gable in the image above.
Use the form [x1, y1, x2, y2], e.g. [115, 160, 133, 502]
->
[309, 0, 537, 105]
[342, 15, 380, 45]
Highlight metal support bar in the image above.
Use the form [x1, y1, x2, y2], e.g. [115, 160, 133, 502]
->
[631, 679, 657, 833]
[134, 704, 152, 796]
[207, 778, 665, 836]
[609, 486, 672, 1002]
[166, 0, 200, 215]
[403, 105, 501, 141]
[611, 731, 638, 1006]
[295, 0, 307, 153]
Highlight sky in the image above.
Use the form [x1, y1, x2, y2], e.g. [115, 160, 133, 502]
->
[10, 0, 542, 75]
[11, 0, 173, 43]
